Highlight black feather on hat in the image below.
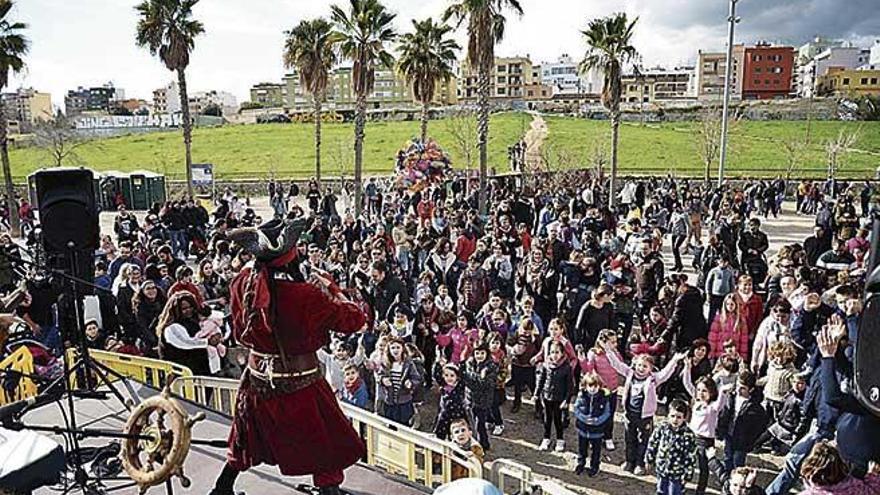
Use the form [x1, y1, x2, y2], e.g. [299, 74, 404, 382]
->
[228, 217, 309, 263]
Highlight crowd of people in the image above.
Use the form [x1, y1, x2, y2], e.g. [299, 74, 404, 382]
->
[3, 171, 880, 495]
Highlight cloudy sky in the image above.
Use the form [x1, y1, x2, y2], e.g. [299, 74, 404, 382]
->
[9, 0, 880, 109]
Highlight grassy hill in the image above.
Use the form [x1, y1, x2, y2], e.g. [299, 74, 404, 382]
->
[544, 117, 880, 179]
[8, 112, 879, 181]
[8, 112, 532, 181]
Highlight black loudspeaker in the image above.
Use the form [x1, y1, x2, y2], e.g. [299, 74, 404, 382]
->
[855, 292, 880, 417]
[33, 169, 99, 285]
[856, 214, 880, 417]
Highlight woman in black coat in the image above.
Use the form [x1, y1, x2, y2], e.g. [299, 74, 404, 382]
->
[133, 280, 167, 357]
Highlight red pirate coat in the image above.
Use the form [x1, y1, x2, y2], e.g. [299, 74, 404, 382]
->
[225, 265, 367, 476]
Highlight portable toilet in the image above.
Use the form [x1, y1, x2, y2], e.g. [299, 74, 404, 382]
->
[129, 173, 150, 210]
[142, 170, 167, 207]
[101, 170, 132, 210]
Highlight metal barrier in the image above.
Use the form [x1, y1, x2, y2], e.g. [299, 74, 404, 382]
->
[20, 349, 564, 495]
[170, 375, 483, 491]
[66, 348, 194, 397]
[0, 346, 39, 406]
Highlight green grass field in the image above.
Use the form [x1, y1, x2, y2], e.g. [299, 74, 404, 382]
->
[544, 117, 880, 179]
[7, 112, 533, 181]
[8, 112, 879, 181]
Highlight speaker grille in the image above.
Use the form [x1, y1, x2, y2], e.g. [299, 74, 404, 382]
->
[855, 294, 880, 416]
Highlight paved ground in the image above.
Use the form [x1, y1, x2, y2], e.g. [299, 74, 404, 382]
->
[26, 382, 427, 495]
[93, 199, 816, 494]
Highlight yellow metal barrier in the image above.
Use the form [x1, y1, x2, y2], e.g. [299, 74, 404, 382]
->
[0, 346, 39, 405]
[60, 350, 561, 495]
[66, 348, 194, 397]
[171, 375, 483, 490]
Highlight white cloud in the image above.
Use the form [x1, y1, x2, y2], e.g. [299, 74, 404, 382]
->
[7, 0, 879, 109]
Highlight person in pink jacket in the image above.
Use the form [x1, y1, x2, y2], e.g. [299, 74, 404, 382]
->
[579, 328, 622, 451]
[436, 312, 479, 364]
[601, 339, 687, 474]
[531, 318, 578, 370]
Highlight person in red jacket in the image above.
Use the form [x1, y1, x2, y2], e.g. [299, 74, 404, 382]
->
[732, 274, 763, 343]
[210, 219, 367, 495]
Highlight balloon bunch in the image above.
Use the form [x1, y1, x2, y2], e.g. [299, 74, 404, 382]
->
[394, 139, 452, 192]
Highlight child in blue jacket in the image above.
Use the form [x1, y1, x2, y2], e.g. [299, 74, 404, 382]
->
[340, 363, 369, 409]
[573, 372, 612, 476]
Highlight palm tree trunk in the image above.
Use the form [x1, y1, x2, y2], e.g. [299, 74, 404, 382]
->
[0, 99, 19, 237]
[314, 92, 322, 184]
[354, 91, 366, 217]
[178, 68, 194, 198]
[704, 159, 711, 183]
[420, 100, 429, 143]
[477, 67, 490, 215]
[608, 111, 619, 211]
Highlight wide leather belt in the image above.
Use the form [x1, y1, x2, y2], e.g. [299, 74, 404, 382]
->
[247, 350, 320, 389]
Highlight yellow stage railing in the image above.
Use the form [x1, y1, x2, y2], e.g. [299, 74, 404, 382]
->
[170, 375, 483, 490]
[1, 348, 564, 494]
[0, 346, 39, 405]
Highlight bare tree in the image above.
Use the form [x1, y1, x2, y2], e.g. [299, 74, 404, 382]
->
[781, 136, 807, 181]
[694, 105, 739, 183]
[327, 133, 354, 183]
[825, 128, 860, 182]
[589, 137, 609, 182]
[32, 115, 91, 167]
[444, 107, 478, 179]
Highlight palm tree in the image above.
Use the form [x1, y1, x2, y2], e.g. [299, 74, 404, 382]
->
[283, 18, 339, 185]
[444, 0, 523, 215]
[331, 0, 397, 216]
[397, 18, 459, 144]
[579, 13, 638, 209]
[135, 0, 204, 198]
[0, 0, 27, 237]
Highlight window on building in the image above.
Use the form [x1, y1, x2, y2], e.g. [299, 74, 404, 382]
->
[765, 80, 771, 85]
[755, 68, 762, 73]
[497, 87, 506, 95]
[498, 76, 506, 84]
[754, 79, 761, 85]
[527, 90, 534, 96]
[872, 78, 878, 85]
[861, 78, 869, 85]
[497, 65, 506, 72]
[843, 78, 850, 85]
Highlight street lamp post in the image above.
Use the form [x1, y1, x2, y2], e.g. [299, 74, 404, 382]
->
[717, 0, 740, 187]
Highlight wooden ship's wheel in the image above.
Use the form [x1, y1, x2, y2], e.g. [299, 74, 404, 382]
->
[120, 386, 205, 493]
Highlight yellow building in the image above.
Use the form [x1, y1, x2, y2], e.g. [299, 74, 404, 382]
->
[283, 67, 457, 111]
[1, 88, 52, 125]
[249, 82, 287, 108]
[458, 56, 541, 101]
[818, 67, 880, 97]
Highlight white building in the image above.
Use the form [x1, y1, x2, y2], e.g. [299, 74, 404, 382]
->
[797, 37, 843, 65]
[152, 81, 181, 114]
[868, 40, 880, 68]
[799, 46, 872, 97]
[540, 54, 602, 96]
[191, 90, 238, 115]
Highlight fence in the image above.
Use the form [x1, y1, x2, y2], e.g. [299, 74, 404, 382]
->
[170, 375, 483, 491]
[65, 348, 194, 398]
[0, 348, 563, 494]
[0, 346, 39, 406]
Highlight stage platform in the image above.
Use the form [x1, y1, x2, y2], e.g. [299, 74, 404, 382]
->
[24, 381, 429, 495]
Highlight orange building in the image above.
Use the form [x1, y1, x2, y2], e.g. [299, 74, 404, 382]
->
[741, 43, 795, 100]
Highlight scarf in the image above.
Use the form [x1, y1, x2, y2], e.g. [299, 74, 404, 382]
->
[344, 376, 364, 396]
